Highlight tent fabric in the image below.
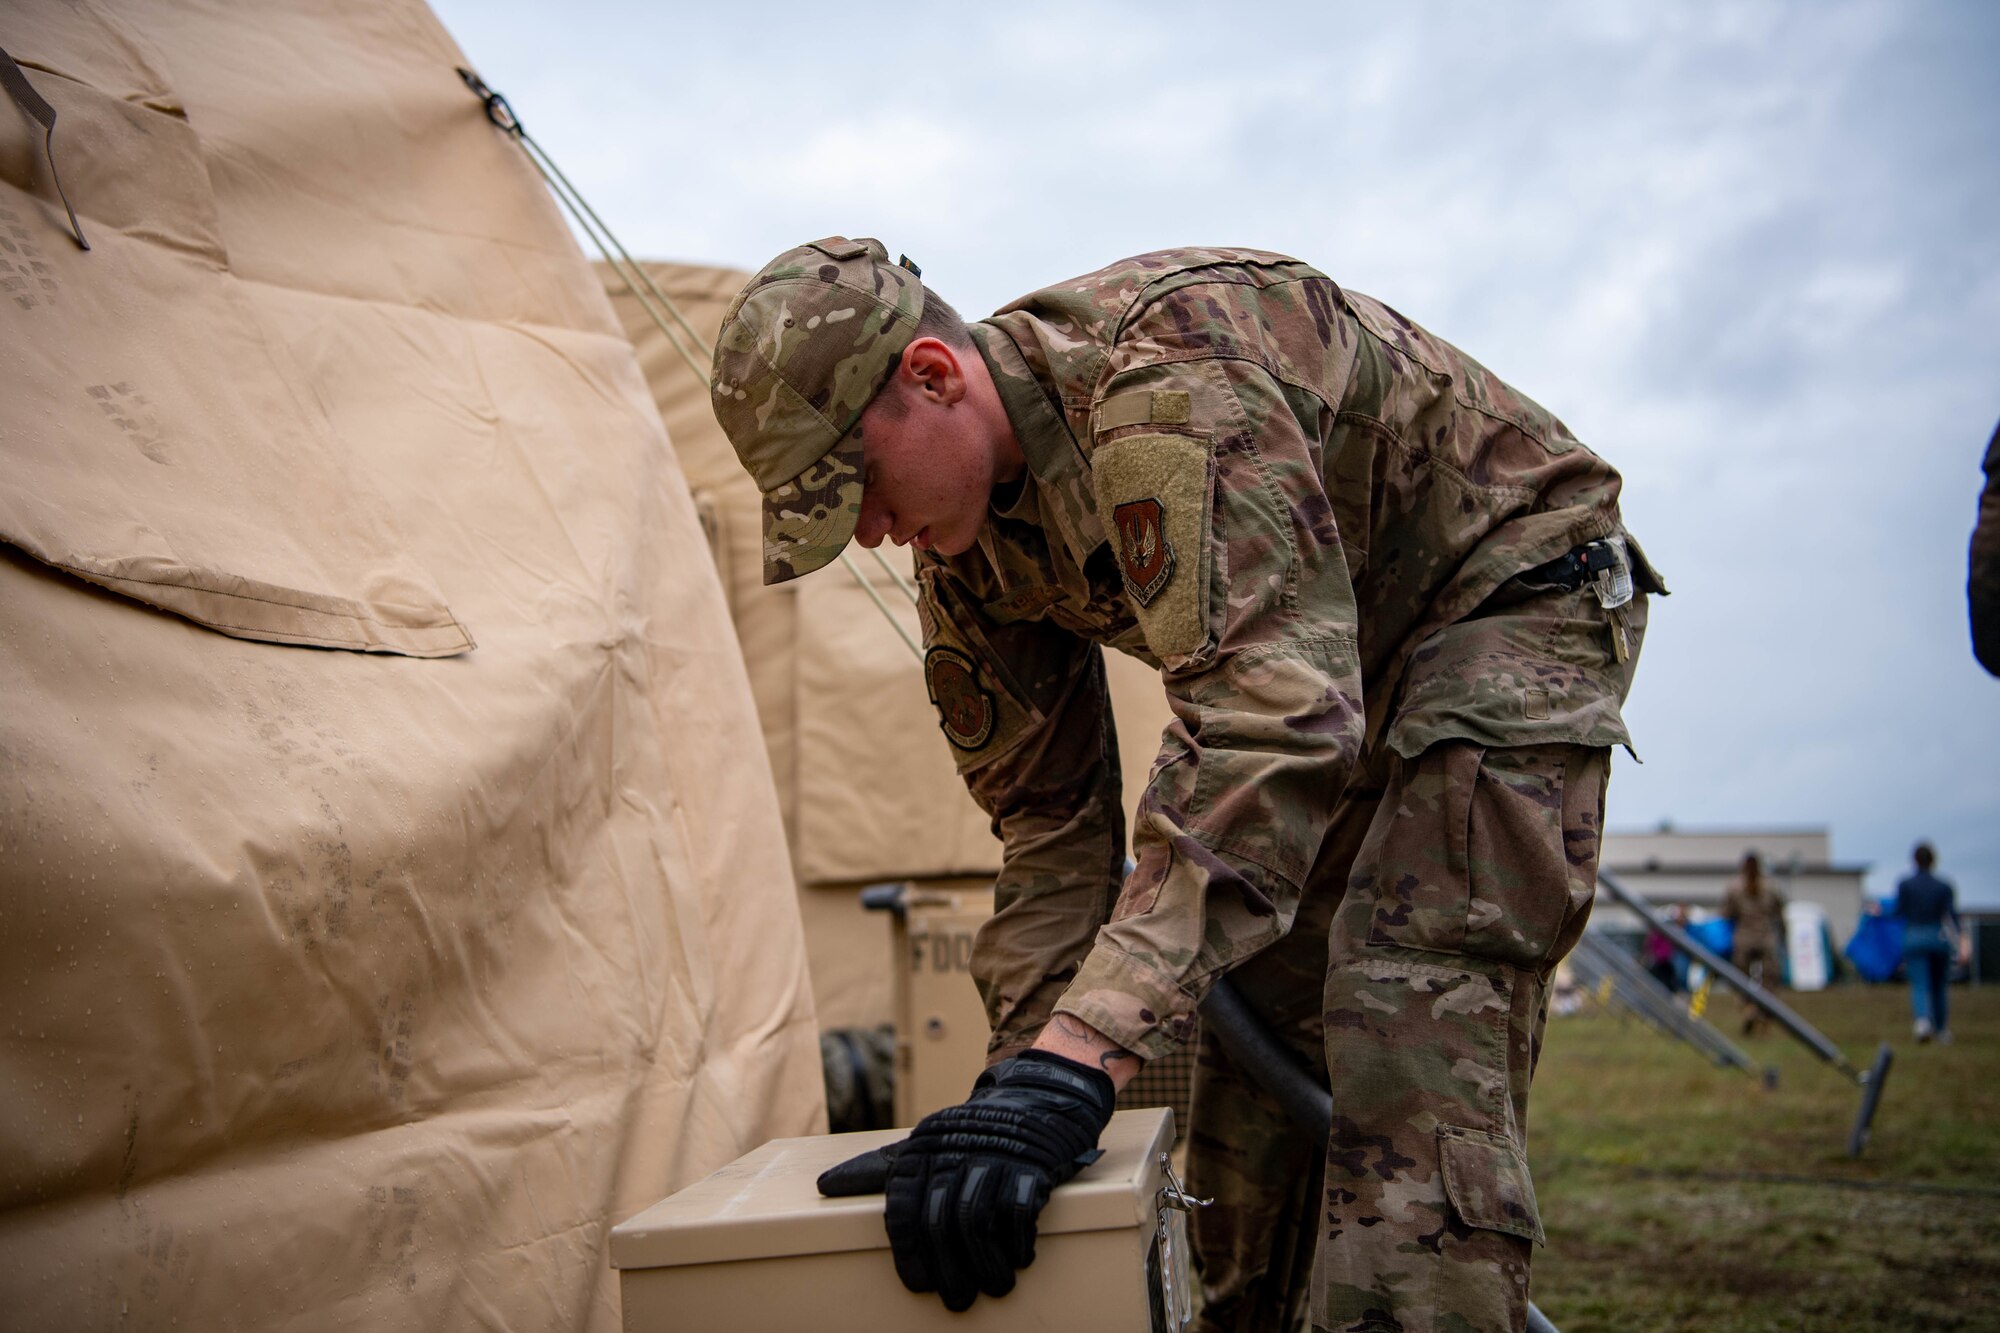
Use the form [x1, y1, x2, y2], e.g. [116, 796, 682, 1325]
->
[598, 261, 1178, 1030]
[0, 4, 822, 1331]
[1, 4, 478, 655]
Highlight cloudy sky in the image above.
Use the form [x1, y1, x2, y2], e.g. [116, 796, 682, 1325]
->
[435, 0, 2000, 906]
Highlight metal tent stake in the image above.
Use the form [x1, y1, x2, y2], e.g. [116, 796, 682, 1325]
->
[1596, 871, 1895, 1156]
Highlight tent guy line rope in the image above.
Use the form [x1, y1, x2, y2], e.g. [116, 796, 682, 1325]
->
[456, 65, 931, 666]
[849, 544, 925, 664]
[868, 546, 922, 606]
[457, 67, 711, 383]
[838, 550, 923, 662]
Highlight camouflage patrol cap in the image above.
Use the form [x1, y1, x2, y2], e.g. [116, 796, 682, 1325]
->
[710, 236, 925, 584]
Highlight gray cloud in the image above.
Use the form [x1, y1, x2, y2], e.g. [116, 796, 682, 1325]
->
[438, 0, 2000, 903]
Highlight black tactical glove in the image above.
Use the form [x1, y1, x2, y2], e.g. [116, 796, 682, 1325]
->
[815, 1049, 1116, 1312]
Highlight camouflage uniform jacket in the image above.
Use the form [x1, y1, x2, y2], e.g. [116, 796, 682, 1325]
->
[1971, 420, 2000, 676]
[1723, 881, 1787, 955]
[916, 248, 1654, 1063]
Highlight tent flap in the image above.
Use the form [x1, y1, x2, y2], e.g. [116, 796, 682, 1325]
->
[0, 4, 822, 1331]
[0, 10, 471, 657]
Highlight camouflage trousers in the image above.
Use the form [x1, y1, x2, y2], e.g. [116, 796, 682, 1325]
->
[1732, 945, 1781, 1036]
[1187, 743, 1609, 1333]
[1187, 577, 1646, 1333]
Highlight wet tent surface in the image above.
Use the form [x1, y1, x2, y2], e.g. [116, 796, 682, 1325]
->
[1, 4, 822, 1329]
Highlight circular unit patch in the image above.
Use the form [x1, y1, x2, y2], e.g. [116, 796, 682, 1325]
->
[924, 647, 994, 750]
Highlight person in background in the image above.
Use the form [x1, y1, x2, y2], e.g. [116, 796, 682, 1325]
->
[1722, 853, 1785, 1035]
[1893, 842, 1965, 1044]
[1643, 903, 1687, 993]
[1970, 420, 1999, 676]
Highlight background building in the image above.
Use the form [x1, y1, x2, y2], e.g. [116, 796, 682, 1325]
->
[1955, 908, 2000, 985]
[1596, 825, 1870, 948]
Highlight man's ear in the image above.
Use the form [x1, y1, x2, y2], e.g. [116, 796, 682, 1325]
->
[901, 337, 966, 407]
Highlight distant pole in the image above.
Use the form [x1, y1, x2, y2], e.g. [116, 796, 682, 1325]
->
[1597, 872, 1895, 1156]
[1599, 871, 1854, 1074]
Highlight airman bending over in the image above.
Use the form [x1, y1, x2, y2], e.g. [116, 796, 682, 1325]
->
[713, 239, 1662, 1333]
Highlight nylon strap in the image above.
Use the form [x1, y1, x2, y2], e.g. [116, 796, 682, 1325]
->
[0, 44, 89, 251]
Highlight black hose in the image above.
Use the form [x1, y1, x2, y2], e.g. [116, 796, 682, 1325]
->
[1197, 974, 1332, 1130]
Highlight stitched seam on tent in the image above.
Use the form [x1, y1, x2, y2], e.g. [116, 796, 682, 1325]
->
[81, 608, 456, 650]
[91, 614, 466, 652]
[60, 563, 463, 634]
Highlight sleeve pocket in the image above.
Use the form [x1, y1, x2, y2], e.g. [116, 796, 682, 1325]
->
[1438, 1124, 1545, 1246]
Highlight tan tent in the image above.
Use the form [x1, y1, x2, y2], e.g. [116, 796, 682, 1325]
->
[599, 262, 1175, 1034]
[0, 4, 821, 1330]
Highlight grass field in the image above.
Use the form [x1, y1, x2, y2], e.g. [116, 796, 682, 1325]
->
[1529, 981, 2000, 1331]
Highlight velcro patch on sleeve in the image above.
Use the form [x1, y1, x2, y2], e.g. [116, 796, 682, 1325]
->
[1094, 389, 1192, 432]
[1090, 432, 1213, 662]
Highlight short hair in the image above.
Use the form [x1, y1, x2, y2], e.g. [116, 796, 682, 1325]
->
[913, 286, 972, 348]
[868, 285, 973, 421]
[1914, 842, 1936, 870]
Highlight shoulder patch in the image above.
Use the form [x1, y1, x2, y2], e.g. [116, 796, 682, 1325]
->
[924, 647, 995, 749]
[1090, 433, 1213, 662]
[1111, 499, 1173, 605]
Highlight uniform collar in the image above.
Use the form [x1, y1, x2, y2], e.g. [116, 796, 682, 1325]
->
[970, 320, 1102, 570]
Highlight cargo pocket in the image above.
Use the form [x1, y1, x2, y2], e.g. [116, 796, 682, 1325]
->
[1363, 740, 1481, 955]
[1460, 746, 1577, 971]
[1437, 1125, 1544, 1246]
[1363, 741, 1595, 973]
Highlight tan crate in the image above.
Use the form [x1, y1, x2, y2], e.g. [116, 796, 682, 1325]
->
[612, 1107, 1191, 1333]
[892, 884, 996, 1125]
[884, 882, 1195, 1143]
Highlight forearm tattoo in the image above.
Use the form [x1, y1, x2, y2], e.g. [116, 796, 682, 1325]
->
[1052, 1014, 1141, 1076]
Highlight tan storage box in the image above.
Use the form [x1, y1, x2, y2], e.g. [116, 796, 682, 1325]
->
[612, 1108, 1192, 1332]
[880, 884, 1200, 1145]
[890, 883, 998, 1125]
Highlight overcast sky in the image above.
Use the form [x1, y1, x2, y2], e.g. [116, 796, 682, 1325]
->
[434, 0, 2000, 907]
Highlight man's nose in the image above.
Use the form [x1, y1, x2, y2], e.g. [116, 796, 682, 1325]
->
[855, 492, 892, 548]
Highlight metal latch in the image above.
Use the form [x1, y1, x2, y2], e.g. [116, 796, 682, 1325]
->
[1153, 1152, 1207, 1331]
[1157, 1153, 1212, 1213]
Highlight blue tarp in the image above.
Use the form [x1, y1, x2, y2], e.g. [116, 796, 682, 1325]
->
[1845, 913, 1905, 983]
[1687, 916, 1734, 958]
